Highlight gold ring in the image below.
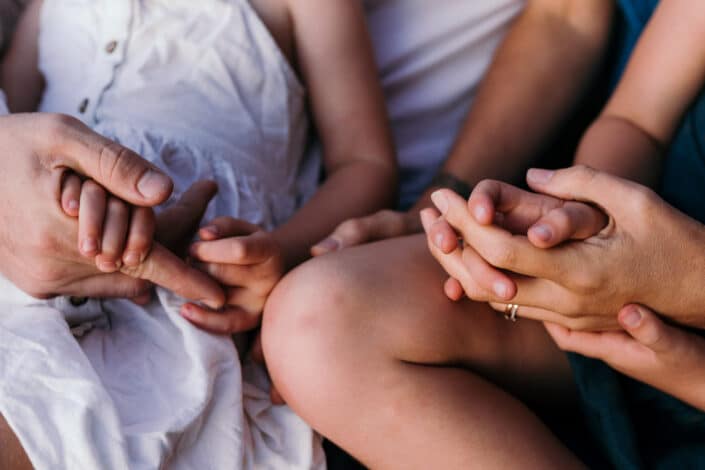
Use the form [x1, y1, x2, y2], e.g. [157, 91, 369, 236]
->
[504, 303, 519, 322]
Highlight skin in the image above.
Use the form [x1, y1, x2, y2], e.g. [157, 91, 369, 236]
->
[0, 0, 397, 462]
[44, 0, 397, 334]
[312, 0, 615, 255]
[263, 0, 614, 466]
[267, 0, 705, 466]
[427, 167, 705, 412]
[427, 0, 705, 330]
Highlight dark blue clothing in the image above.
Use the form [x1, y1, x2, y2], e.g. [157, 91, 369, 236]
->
[569, 1, 705, 469]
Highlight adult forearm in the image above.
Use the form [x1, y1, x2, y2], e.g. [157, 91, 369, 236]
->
[272, 160, 397, 269]
[442, 1, 614, 187]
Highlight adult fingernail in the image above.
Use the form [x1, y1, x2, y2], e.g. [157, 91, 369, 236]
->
[315, 238, 340, 253]
[419, 209, 434, 231]
[621, 306, 643, 329]
[527, 169, 555, 185]
[137, 169, 172, 200]
[434, 232, 445, 249]
[81, 238, 98, 254]
[530, 224, 553, 242]
[474, 205, 488, 223]
[123, 251, 141, 267]
[431, 191, 449, 214]
[493, 281, 509, 299]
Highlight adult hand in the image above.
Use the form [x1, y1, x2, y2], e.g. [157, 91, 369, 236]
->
[0, 113, 223, 306]
[545, 304, 705, 412]
[421, 178, 607, 308]
[311, 209, 422, 256]
[427, 166, 705, 331]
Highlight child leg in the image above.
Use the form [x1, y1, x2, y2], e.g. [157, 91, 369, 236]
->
[263, 234, 584, 469]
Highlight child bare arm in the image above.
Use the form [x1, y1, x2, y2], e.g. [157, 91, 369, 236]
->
[270, 0, 397, 269]
[0, 0, 44, 112]
[576, 0, 705, 185]
[180, 0, 397, 334]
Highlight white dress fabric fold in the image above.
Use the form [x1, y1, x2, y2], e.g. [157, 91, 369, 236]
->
[0, 1, 324, 468]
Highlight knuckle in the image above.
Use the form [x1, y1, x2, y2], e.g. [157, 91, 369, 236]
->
[29, 263, 65, 284]
[484, 245, 516, 269]
[629, 186, 658, 214]
[566, 270, 602, 296]
[98, 142, 139, 188]
[42, 113, 78, 139]
[108, 197, 129, 216]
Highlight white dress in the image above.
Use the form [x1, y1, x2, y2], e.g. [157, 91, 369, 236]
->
[0, 0, 324, 469]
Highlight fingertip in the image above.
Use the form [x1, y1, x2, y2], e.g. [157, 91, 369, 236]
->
[199, 225, 220, 241]
[63, 198, 80, 217]
[311, 238, 340, 256]
[528, 224, 554, 247]
[419, 208, 436, 231]
[430, 190, 449, 214]
[136, 169, 173, 203]
[492, 280, 515, 301]
[444, 277, 464, 301]
[80, 238, 99, 257]
[618, 305, 644, 330]
[526, 168, 555, 187]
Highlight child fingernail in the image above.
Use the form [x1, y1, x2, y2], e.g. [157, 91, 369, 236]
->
[527, 169, 555, 184]
[124, 251, 141, 266]
[621, 307, 643, 329]
[474, 205, 488, 222]
[67, 200, 79, 211]
[181, 305, 195, 319]
[98, 260, 118, 272]
[431, 191, 449, 214]
[531, 224, 552, 242]
[81, 238, 98, 254]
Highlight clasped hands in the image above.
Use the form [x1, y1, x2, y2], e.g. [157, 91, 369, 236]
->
[421, 166, 705, 410]
[61, 174, 283, 336]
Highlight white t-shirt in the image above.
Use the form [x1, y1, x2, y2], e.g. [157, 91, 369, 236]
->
[364, 0, 525, 207]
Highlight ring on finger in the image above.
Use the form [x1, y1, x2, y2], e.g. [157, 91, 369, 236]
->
[504, 303, 519, 322]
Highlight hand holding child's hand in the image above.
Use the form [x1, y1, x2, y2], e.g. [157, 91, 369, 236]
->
[181, 217, 284, 335]
[60, 175, 225, 307]
[421, 180, 608, 304]
[545, 304, 705, 412]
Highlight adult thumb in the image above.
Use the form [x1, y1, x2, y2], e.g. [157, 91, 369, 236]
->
[525, 165, 638, 216]
[156, 180, 218, 255]
[40, 114, 173, 206]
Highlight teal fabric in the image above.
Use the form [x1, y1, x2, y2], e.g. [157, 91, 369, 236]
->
[568, 1, 705, 468]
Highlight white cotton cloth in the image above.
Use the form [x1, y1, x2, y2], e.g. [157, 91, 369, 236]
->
[363, 0, 525, 208]
[0, 1, 324, 469]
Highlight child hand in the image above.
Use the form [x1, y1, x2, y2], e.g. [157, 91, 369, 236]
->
[60, 172, 156, 272]
[181, 217, 284, 335]
[545, 304, 705, 412]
